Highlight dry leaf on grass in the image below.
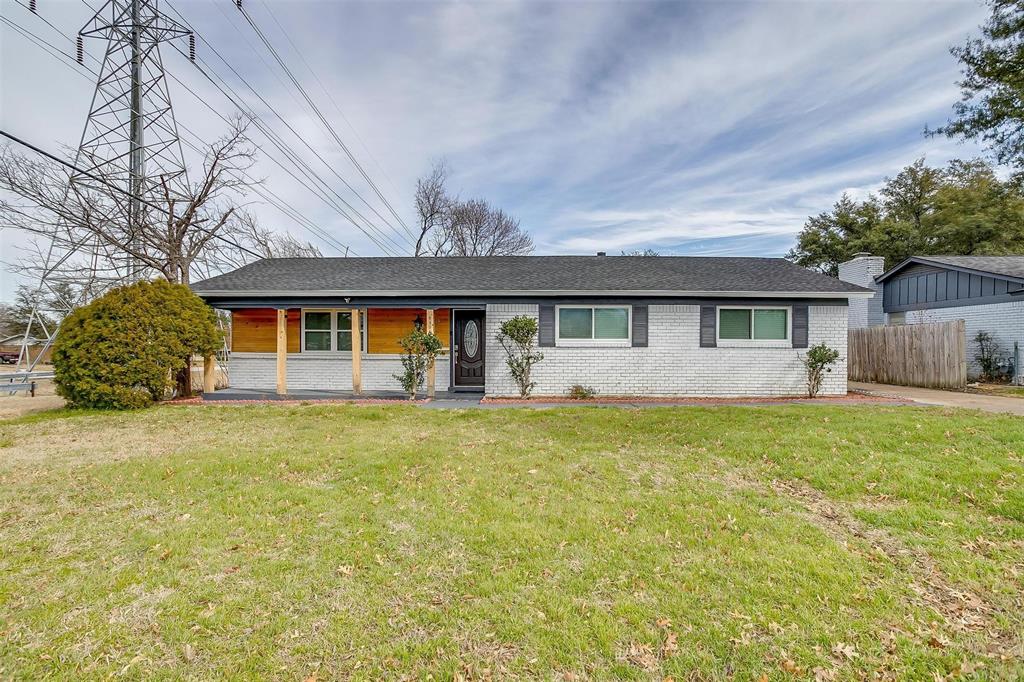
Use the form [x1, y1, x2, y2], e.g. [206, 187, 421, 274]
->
[780, 658, 803, 675]
[622, 642, 658, 670]
[831, 642, 858, 660]
[660, 632, 678, 659]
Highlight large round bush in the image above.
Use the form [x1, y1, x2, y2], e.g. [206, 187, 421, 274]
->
[53, 280, 221, 409]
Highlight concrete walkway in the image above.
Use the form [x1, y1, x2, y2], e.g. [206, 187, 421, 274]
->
[850, 381, 1024, 416]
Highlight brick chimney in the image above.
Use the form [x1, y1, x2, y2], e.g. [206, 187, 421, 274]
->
[838, 253, 885, 329]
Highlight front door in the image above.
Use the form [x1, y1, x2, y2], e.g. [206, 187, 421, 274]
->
[453, 310, 485, 388]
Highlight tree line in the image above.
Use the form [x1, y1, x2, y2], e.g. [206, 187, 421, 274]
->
[787, 158, 1024, 276]
[789, 0, 1024, 274]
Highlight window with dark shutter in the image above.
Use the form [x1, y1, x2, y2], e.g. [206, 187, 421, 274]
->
[791, 304, 808, 348]
[538, 304, 555, 347]
[631, 304, 648, 347]
[699, 306, 717, 347]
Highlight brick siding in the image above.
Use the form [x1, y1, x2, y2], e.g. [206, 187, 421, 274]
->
[484, 303, 847, 397]
[228, 353, 451, 392]
[837, 256, 884, 329]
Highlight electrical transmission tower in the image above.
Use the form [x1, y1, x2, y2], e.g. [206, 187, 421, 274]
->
[13, 0, 193, 379]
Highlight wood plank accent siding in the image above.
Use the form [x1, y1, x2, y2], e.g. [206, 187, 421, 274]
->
[232, 309, 300, 353]
[367, 308, 450, 354]
[848, 320, 966, 389]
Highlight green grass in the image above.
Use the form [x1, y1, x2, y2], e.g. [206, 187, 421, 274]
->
[1, 404, 1022, 680]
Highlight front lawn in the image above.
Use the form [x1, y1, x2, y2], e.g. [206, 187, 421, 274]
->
[1, 404, 1022, 679]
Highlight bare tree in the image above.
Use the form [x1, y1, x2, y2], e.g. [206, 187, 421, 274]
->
[0, 116, 262, 288]
[0, 117, 299, 396]
[432, 198, 533, 256]
[412, 161, 533, 257]
[620, 249, 661, 256]
[414, 159, 450, 256]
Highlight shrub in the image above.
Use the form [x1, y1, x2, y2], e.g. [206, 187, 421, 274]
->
[53, 280, 221, 409]
[567, 384, 596, 400]
[393, 328, 443, 399]
[801, 343, 841, 398]
[974, 331, 1006, 381]
[496, 315, 544, 398]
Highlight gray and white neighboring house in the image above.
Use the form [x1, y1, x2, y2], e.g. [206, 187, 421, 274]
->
[191, 255, 871, 398]
[839, 254, 1024, 381]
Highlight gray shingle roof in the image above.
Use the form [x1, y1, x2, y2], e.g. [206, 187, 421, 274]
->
[191, 256, 869, 296]
[906, 256, 1024, 281]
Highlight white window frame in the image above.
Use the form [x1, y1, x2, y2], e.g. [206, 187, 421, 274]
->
[555, 304, 632, 347]
[716, 305, 791, 347]
[300, 308, 367, 353]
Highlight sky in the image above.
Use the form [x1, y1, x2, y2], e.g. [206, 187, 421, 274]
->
[0, 0, 991, 301]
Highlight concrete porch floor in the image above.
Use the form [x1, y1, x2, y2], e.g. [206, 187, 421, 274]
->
[203, 387, 483, 404]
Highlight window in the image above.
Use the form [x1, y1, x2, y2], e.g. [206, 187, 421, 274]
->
[302, 310, 365, 352]
[557, 306, 630, 344]
[303, 311, 332, 351]
[337, 312, 353, 351]
[717, 307, 789, 343]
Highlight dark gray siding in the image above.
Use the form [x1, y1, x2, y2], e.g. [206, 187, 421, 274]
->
[883, 265, 1023, 313]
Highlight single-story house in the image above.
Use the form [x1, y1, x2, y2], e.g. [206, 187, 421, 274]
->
[839, 254, 1024, 380]
[190, 255, 871, 398]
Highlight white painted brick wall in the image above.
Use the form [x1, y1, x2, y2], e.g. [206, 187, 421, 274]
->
[900, 301, 1024, 382]
[838, 256, 885, 329]
[228, 353, 450, 392]
[484, 303, 848, 397]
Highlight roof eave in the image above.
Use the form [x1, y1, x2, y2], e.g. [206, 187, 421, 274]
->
[875, 256, 1024, 284]
[193, 288, 874, 299]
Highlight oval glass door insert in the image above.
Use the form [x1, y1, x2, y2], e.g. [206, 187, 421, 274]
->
[463, 320, 480, 357]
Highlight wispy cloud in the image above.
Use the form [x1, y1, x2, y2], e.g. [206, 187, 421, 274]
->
[0, 0, 988, 297]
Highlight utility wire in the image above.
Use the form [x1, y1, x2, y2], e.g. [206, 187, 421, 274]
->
[231, 1, 417, 242]
[72, 0, 402, 256]
[0, 129, 266, 260]
[256, 0, 405, 204]
[3, 9, 357, 257]
[162, 0, 413, 255]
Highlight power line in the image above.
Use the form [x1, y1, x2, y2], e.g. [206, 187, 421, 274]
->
[256, 0, 405, 204]
[232, 1, 417, 242]
[161, 0, 414, 255]
[6, 6, 358, 257]
[77, 0, 404, 256]
[0, 128, 265, 260]
[8, 0, 409, 257]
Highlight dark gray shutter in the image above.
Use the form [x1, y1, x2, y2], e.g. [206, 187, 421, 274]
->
[631, 304, 648, 347]
[791, 304, 809, 348]
[538, 304, 555, 347]
[699, 305, 716, 348]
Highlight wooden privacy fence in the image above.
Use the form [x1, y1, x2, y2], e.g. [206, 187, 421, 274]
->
[848, 320, 967, 389]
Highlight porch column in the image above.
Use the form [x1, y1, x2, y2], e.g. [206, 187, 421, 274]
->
[276, 308, 287, 395]
[203, 354, 216, 394]
[351, 308, 362, 395]
[425, 308, 435, 398]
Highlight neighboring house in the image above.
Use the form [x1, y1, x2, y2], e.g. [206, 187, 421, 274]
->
[190, 255, 871, 398]
[0, 335, 51, 365]
[839, 254, 1024, 381]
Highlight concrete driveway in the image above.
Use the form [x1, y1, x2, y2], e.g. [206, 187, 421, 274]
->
[850, 381, 1024, 416]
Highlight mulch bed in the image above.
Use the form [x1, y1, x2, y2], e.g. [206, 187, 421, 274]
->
[481, 392, 905, 405]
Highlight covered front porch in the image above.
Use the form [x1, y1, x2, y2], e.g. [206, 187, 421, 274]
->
[213, 306, 486, 397]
